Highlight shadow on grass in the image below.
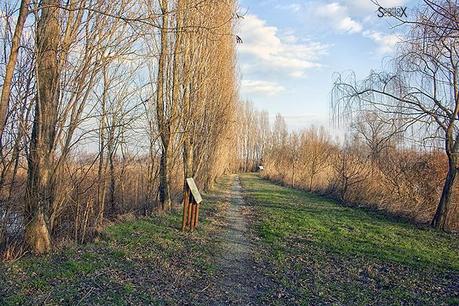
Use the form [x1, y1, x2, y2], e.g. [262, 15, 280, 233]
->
[0, 175, 235, 305]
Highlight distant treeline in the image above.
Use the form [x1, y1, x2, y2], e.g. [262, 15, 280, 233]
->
[238, 105, 456, 229]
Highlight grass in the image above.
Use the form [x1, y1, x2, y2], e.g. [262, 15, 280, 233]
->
[1, 174, 458, 305]
[0, 176, 233, 305]
[240, 173, 459, 305]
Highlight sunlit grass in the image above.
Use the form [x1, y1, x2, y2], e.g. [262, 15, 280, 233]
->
[241, 173, 459, 270]
[240, 173, 459, 304]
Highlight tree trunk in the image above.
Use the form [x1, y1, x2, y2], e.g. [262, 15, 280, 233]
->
[96, 151, 107, 228]
[0, 0, 31, 137]
[159, 144, 171, 210]
[146, 137, 157, 215]
[292, 165, 295, 187]
[431, 156, 456, 230]
[109, 151, 116, 214]
[96, 65, 108, 228]
[25, 0, 60, 254]
[182, 133, 194, 230]
[156, 0, 171, 211]
[309, 174, 314, 191]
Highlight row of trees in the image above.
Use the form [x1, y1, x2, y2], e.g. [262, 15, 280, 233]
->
[0, 0, 238, 255]
[237, 0, 458, 231]
[238, 104, 456, 230]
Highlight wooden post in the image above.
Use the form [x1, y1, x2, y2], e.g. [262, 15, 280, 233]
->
[195, 204, 200, 227]
[182, 178, 202, 231]
[191, 203, 197, 230]
[187, 194, 193, 229]
[181, 187, 190, 231]
[189, 204, 194, 231]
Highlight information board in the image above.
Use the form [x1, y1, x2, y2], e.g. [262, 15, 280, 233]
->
[186, 178, 203, 204]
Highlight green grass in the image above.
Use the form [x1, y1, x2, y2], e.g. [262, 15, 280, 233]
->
[1, 174, 458, 305]
[240, 173, 459, 304]
[0, 176, 233, 305]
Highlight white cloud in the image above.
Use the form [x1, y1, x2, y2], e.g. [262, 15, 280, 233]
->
[363, 30, 402, 54]
[314, 2, 363, 33]
[289, 71, 305, 78]
[282, 113, 330, 131]
[312, 1, 405, 54]
[343, 0, 406, 13]
[275, 3, 302, 13]
[241, 80, 285, 96]
[339, 16, 363, 33]
[237, 14, 328, 78]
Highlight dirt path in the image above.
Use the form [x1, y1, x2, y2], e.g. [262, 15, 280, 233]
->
[213, 175, 261, 305]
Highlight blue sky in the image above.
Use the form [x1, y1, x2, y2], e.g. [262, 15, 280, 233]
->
[236, 0, 419, 130]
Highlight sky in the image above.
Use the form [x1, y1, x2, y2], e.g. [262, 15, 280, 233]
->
[236, 0, 420, 130]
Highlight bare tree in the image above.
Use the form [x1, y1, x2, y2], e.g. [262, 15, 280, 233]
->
[332, 0, 459, 230]
[351, 111, 402, 161]
[24, 0, 61, 254]
[0, 0, 31, 137]
[288, 132, 300, 187]
[155, 0, 174, 211]
[332, 143, 371, 202]
[301, 126, 333, 191]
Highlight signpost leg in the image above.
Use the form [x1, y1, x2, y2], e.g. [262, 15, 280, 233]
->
[191, 204, 197, 230]
[181, 188, 190, 231]
[195, 205, 200, 227]
[190, 203, 194, 231]
[187, 195, 193, 229]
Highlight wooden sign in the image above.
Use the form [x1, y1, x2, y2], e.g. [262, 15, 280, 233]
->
[182, 178, 202, 231]
[186, 178, 202, 204]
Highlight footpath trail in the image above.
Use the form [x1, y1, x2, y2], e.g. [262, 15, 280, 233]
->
[211, 175, 263, 305]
